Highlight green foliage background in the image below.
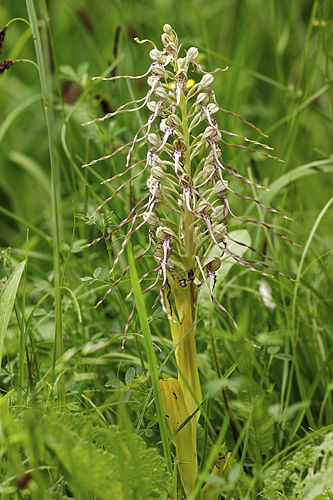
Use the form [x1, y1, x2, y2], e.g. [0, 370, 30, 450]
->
[0, 0, 332, 498]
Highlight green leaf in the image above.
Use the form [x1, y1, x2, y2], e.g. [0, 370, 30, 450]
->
[59, 64, 80, 82]
[125, 366, 136, 384]
[93, 267, 102, 279]
[0, 261, 25, 366]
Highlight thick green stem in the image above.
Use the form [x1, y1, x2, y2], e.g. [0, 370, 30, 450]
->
[162, 89, 202, 495]
[168, 286, 201, 417]
[166, 279, 201, 496]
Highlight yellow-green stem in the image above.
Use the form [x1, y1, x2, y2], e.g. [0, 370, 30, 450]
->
[166, 274, 201, 496]
[168, 286, 201, 417]
[163, 89, 202, 495]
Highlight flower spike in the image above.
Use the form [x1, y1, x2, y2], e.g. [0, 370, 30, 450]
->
[84, 25, 293, 329]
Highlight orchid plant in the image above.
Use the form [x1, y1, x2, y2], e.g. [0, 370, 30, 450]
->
[83, 24, 294, 497]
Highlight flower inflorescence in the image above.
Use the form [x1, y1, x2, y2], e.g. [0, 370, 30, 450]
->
[83, 24, 295, 330]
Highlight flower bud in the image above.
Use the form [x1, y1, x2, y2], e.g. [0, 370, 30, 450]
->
[143, 212, 160, 226]
[151, 165, 165, 180]
[154, 243, 164, 259]
[151, 64, 168, 78]
[147, 133, 161, 147]
[180, 173, 192, 186]
[213, 223, 227, 242]
[202, 126, 220, 141]
[196, 92, 210, 106]
[199, 73, 214, 88]
[205, 151, 215, 163]
[199, 164, 215, 180]
[146, 176, 157, 192]
[211, 205, 227, 220]
[161, 33, 172, 46]
[173, 138, 187, 153]
[160, 118, 168, 133]
[165, 42, 177, 54]
[156, 226, 174, 240]
[207, 103, 219, 115]
[166, 114, 181, 128]
[212, 180, 228, 194]
[147, 75, 160, 88]
[146, 100, 158, 112]
[149, 49, 163, 61]
[176, 71, 187, 85]
[177, 57, 188, 72]
[163, 24, 173, 35]
[197, 200, 211, 213]
[204, 257, 221, 273]
[154, 86, 170, 100]
[187, 47, 199, 61]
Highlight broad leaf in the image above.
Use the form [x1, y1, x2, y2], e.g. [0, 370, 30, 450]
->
[0, 261, 25, 365]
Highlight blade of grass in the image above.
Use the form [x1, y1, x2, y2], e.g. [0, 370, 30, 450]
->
[17, 230, 29, 405]
[8, 151, 50, 194]
[262, 158, 333, 205]
[126, 241, 172, 473]
[0, 261, 25, 367]
[16, 283, 82, 401]
[0, 93, 41, 145]
[25, 0, 63, 396]
[0, 205, 52, 244]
